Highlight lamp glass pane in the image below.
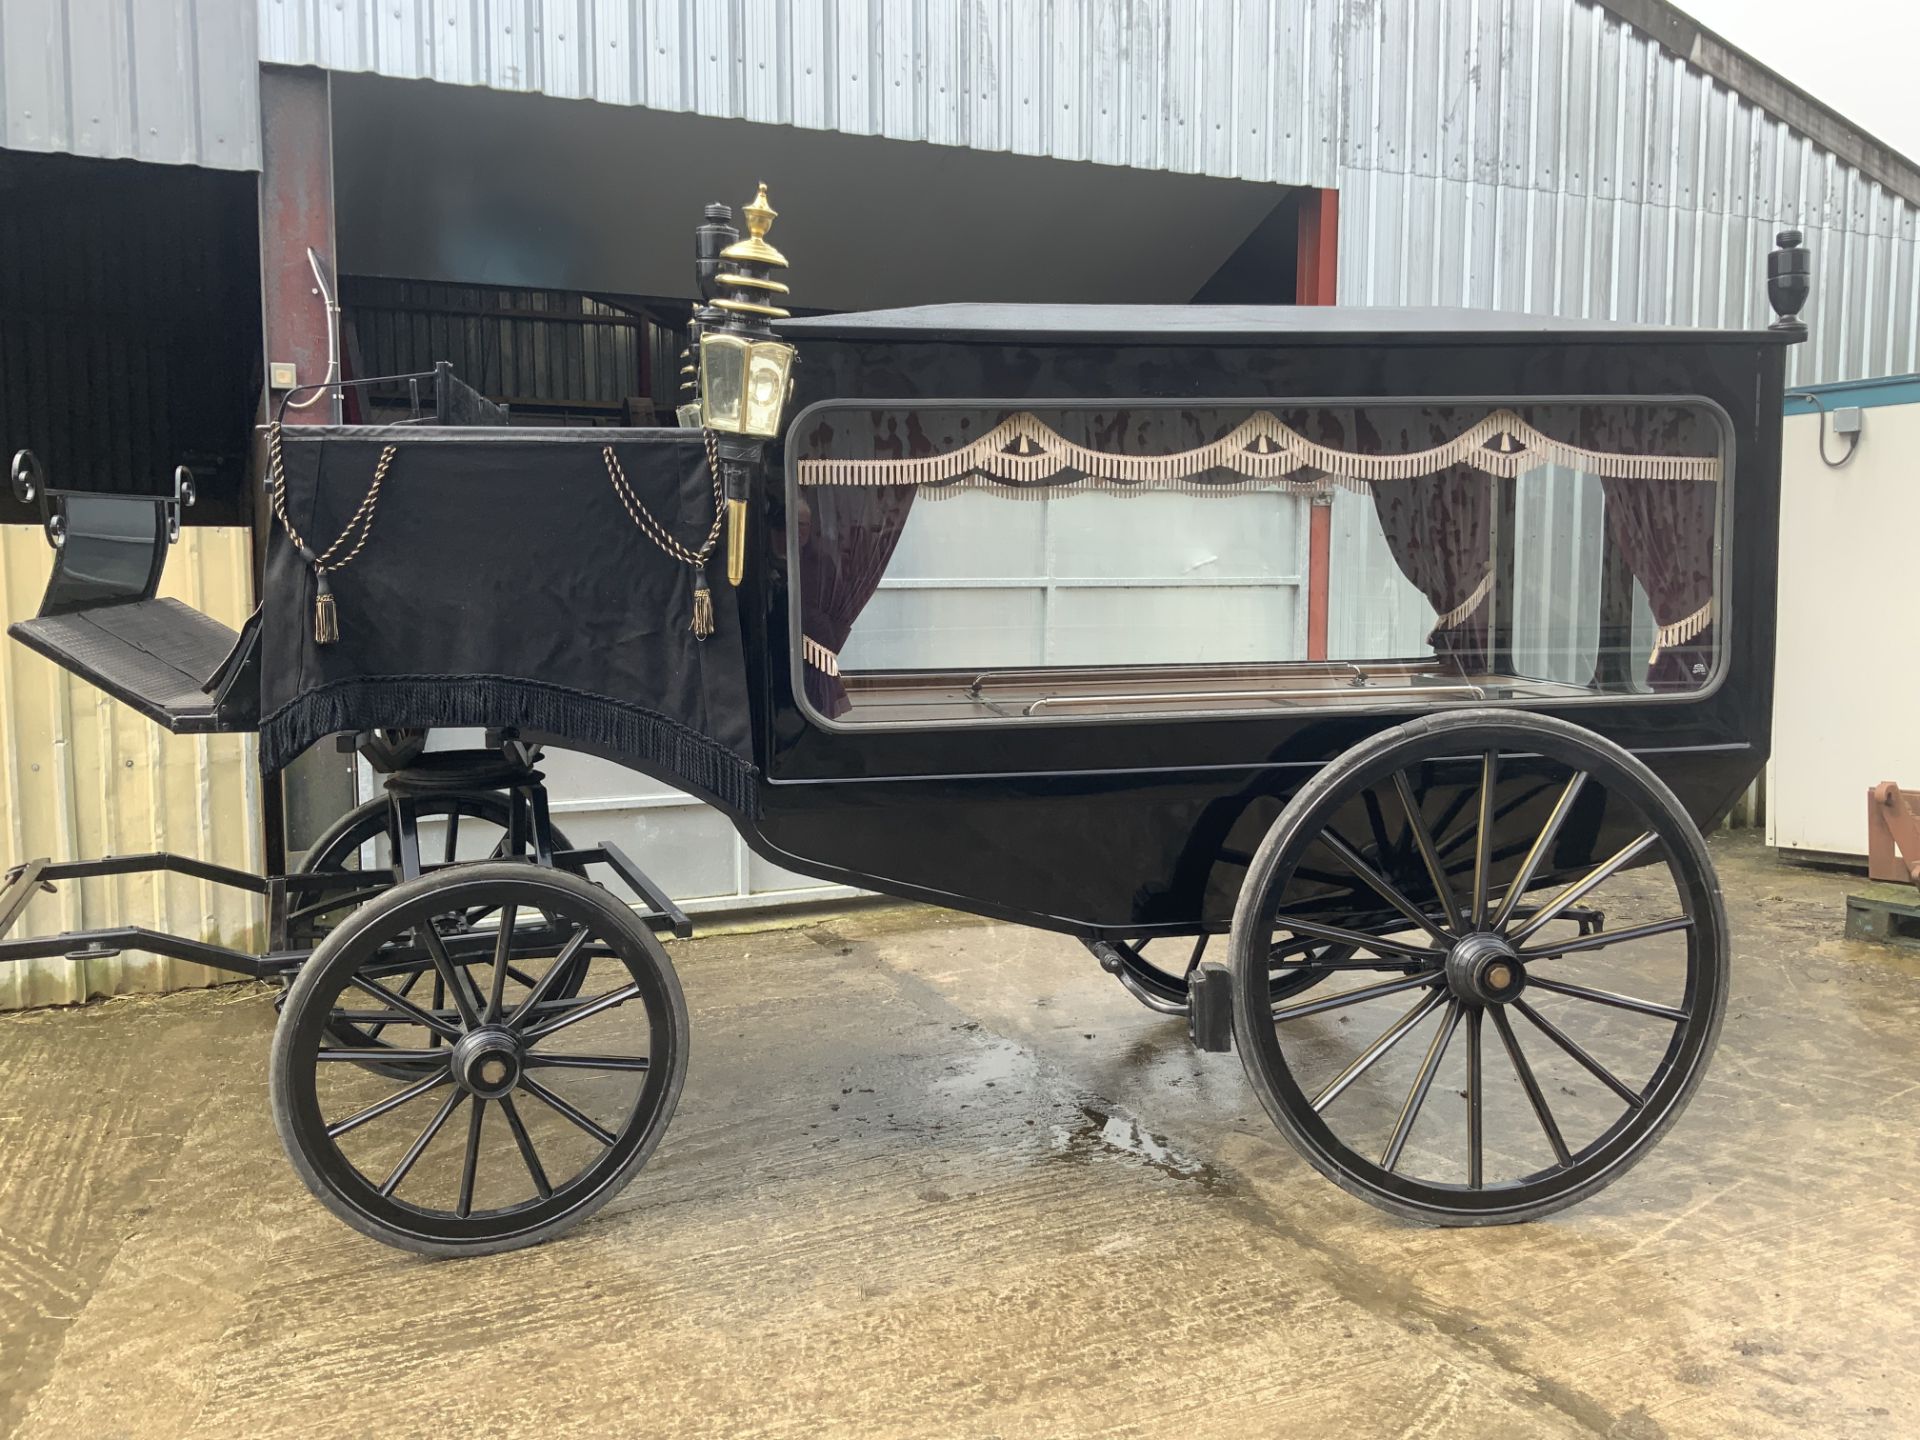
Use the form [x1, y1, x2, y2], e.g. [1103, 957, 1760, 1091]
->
[742, 343, 795, 438]
[699, 333, 747, 432]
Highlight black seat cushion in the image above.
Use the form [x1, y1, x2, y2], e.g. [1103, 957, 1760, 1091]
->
[8, 598, 241, 734]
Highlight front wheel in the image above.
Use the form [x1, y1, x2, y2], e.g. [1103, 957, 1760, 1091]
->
[1229, 710, 1727, 1226]
[271, 863, 688, 1256]
[293, 793, 583, 1078]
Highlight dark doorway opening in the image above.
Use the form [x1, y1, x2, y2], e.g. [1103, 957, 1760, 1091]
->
[0, 150, 262, 527]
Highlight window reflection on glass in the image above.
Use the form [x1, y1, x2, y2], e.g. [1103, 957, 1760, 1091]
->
[788, 402, 1723, 725]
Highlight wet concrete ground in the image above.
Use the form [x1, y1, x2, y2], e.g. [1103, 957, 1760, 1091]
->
[2, 832, 1916, 1438]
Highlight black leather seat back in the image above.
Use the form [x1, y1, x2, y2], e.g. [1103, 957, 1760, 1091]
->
[36, 493, 169, 616]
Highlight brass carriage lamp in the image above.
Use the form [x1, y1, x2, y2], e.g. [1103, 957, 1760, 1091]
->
[697, 330, 796, 439]
[698, 184, 797, 585]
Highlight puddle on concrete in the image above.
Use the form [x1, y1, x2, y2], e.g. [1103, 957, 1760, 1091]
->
[929, 1035, 1037, 1107]
[1049, 1104, 1226, 1190]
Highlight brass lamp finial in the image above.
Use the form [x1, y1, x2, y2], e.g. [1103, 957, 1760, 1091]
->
[743, 183, 775, 236]
[720, 183, 788, 270]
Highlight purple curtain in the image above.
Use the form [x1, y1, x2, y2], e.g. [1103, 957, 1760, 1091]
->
[1371, 466, 1495, 671]
[1600, 476, 1716, 690]
[1572, 406, 1718, 691]
[792, 411, 934, 717]
[1283, 405, 1496, 672]
[796, 485, 917, 716]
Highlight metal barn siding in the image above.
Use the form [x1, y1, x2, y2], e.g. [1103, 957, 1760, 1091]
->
[0, 0, 260, 170]
[0, 526, 263, 1010]
[261, 0, 1920, 387]
[256, 0, 1346, 187]
[1334, 0, 1920, 388]
[0, 153, 264, 527]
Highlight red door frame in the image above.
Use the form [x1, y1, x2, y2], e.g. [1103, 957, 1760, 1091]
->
[1296, 187, 1339, 660]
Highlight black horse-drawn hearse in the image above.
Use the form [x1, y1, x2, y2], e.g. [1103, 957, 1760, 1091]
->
[2, 190, 1812, 1254]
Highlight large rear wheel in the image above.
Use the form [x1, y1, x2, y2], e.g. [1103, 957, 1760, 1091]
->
[1230, 710, 1727, 1225]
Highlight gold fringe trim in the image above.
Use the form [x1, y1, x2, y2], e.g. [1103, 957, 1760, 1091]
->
[1650, 600, 1714, 661]
[1433, 570, 1494, 631]
[797, 409, 1722, 492]
[803, 636, 841, 675]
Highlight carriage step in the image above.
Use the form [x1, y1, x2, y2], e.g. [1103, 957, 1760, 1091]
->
[1186, 961, 1234, 1052]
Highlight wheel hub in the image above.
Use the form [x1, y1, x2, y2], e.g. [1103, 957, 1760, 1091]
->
[1445, 932, 1526, 1006]
[451, 1026, 523, 1098]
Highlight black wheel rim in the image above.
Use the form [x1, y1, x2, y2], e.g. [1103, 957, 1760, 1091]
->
[277, 871, 681, 1248]
[1233, 714, 1726, 1222]
[288, 793, 574, 946]
[295, 795, 582, 1069]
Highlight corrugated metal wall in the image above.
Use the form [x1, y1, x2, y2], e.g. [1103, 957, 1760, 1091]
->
[261, 0, 1920, 388]
[257, 0, 1346, 187]
[0, 526, 262, 1009]
[1334, 0, 1920, 388]
[0, 151, 263, 527]
[0, 0, 260, 170]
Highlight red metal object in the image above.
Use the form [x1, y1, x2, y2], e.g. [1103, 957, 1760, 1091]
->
[1294, 187, 1340, 307]
[1306, 499, 1332, 660]
[1867, 783, 1920, 887]
[258, 67, 343, 877]
[260, 67, 338, 428]
[1296, 188, 1339, 657]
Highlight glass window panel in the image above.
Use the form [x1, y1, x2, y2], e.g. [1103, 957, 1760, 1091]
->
[791, 400, 1725, 725]
[1048, 491, 1303, 581]
[1044, 585, 1301, 667]
[882, 491, 1047, 579]
[839, 587, 1046, 671]
[1326, 489, 1436, 661]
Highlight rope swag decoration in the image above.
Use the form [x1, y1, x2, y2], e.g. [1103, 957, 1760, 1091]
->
[267, 420, 396, 645]
[601, 434, 726, 639]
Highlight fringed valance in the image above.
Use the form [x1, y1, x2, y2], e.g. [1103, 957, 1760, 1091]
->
[797, 409, 1721, 496]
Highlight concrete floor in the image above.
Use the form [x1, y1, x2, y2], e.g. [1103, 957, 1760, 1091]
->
[1, 832, 1916, 1439]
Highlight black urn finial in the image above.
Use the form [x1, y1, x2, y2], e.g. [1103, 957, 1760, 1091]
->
[1767, 229, 1810, 339]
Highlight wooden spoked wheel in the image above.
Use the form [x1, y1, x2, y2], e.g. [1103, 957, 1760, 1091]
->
[1230, 711, 1727, 1225]
[271, 863, 688, 1256]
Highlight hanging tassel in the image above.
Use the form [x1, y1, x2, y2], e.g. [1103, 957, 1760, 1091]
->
[690, 569, 714, 640]
[313, 572, 340, 646]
